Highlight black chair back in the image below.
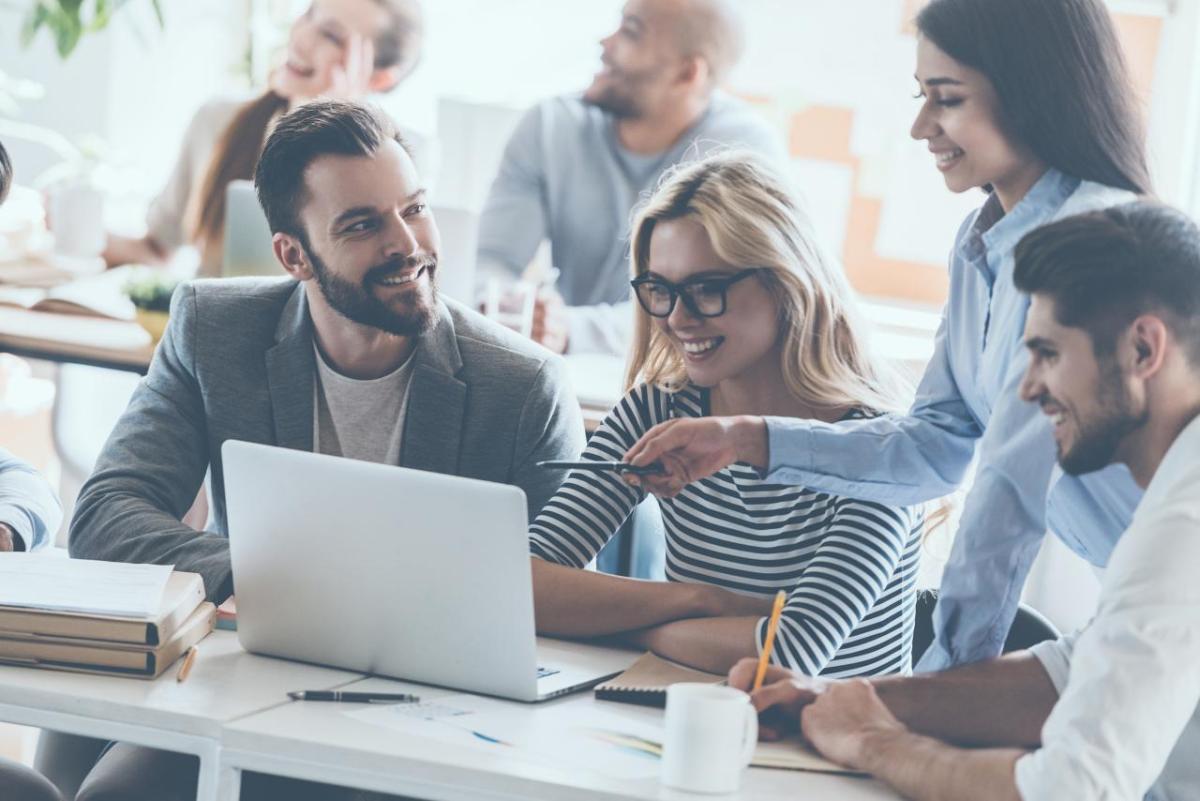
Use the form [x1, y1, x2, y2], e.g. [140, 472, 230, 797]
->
[911, 589, 1060, 669]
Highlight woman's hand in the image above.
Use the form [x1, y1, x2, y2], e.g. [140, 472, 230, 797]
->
[622, 416, 769, 498]
[322, 33, 376, 101]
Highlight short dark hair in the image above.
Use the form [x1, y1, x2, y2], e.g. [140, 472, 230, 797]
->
[1013, 202, 1200, 365]
[916, 0, 1151, 195]
[254, 100, 408, 238]
[0, 140, 12, 205]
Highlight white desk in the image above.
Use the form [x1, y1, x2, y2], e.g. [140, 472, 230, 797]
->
[0, 631, 360, 801]
[218, 675, 902, 801]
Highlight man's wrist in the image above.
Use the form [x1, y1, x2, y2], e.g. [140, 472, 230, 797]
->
[731, 416, 769, 470]
[858, 725, 917, 776]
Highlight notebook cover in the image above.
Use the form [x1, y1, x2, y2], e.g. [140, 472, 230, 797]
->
[594, 652, 725, 707]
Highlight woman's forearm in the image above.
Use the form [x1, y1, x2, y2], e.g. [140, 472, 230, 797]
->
[635, 617, 762, 674]
[531, 560, 772, 638]
[532, 558, 712, 636]
[104, 233, 167, 269]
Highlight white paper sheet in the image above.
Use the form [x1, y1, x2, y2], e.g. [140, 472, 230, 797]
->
[0, 554, 174, 619]
[349, 694, 665, 780]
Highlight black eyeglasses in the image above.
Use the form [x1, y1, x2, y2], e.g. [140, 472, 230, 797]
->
[630, 268, 760, 319]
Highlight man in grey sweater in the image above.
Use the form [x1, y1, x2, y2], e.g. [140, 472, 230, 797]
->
[67, 102, 584, 801]
[477, 0, 788, 356]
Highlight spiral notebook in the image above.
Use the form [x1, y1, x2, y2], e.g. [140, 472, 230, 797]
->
[593, 652, 725, 707]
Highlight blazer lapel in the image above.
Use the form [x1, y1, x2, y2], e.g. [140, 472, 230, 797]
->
[400, 301, 466, 475]
[265, 285, 316, 453]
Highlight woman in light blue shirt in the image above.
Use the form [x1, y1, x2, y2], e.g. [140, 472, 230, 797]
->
[624, 0, 1151, 670]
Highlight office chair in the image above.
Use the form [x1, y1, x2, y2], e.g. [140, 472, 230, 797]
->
[911, 589, 1060, 669]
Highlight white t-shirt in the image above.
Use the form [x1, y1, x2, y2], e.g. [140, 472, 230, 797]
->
[312, 345, 416, 465]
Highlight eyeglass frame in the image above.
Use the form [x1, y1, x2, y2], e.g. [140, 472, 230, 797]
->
[629, 267, 762, 319]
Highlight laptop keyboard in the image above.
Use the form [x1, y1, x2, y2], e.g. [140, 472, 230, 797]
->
[536, 666, 561, 679]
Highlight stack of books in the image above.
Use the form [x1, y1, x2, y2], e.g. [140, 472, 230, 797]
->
[0, 558, 215, 679]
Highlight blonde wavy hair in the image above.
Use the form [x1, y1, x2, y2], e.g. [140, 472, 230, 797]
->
[625, 150, 907, 416]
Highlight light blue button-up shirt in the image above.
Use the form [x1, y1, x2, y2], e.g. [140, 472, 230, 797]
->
[0, 448, 61, 551]
[764, 169, 1144, 669]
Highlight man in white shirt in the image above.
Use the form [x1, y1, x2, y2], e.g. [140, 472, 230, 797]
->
[731, 201, 1200, 801]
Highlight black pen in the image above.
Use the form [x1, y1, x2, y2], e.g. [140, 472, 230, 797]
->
[287, 690, 420, 703]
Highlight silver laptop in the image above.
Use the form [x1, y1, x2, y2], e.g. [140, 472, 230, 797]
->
[222, 180, 279, 278]
[222, 440, 634, 701]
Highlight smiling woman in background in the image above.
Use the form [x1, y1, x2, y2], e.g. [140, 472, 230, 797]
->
[103, 0, 423, 276]
[529, 151, 924, 677]
[623, 0, 1151, 673]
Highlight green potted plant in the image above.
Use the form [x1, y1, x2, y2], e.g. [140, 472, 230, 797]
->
[125, 273, 177, 344]
[20, 0, 164, 60]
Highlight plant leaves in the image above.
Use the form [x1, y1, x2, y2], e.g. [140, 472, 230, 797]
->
[19, 3, 51, 49]
[51, 7, 84, 58]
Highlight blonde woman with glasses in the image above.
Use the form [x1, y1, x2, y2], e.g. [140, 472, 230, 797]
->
[530, 152, 923, 675]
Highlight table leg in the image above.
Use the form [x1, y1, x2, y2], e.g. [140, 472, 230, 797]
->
[213, 761, 242, 801]
[195, 742, 229, 801]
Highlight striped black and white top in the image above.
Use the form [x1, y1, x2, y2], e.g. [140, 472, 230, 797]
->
[530, 383, 923, 677]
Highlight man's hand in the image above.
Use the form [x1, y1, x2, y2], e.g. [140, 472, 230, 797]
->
[531, 288, 569, 353]
[728, 657, 829, 740]
[0, 523, 14, 552]
[623, 417, 768, 497]
[801, 679, 906, 770]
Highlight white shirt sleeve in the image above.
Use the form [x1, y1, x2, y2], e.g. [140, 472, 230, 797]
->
[1015, 500, 1200, 801]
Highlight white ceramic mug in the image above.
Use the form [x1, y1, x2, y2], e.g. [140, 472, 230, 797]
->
[49, 179, 105, 259]
[661, 683, 758, 794]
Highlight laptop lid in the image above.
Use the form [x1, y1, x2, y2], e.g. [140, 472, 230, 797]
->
[222, 439, 545, 700]
[222, 180, 279, 278]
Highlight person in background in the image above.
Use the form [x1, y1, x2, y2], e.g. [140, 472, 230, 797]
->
[530, 152, 923, 676]
[0, 140, 68, 801]
[68, 100, 583, 801]
[736, 202, 1200, 801]
[103, 0, 424, 277]
[623, 0, 1150, 671]
[476, 0, 787, 356]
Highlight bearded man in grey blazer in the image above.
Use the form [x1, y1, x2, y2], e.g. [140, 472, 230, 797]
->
[65, 102, 585, 801]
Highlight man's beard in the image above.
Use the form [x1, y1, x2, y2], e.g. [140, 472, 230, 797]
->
[304, 241, 438, 337]
[1059, 358, 1147, 476]
[583, 84, 642, 119]
[582, 62, 657, 120]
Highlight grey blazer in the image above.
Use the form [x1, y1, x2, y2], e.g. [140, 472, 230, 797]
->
[69, 278, 585, 601]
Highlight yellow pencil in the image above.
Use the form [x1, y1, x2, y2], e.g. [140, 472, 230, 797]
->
[176, 646, 199, 683]
[752, 591, 787, 692]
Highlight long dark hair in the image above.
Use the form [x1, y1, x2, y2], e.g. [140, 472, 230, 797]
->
[916, 0, 1151, 195]
[188, 0, 424, 264]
